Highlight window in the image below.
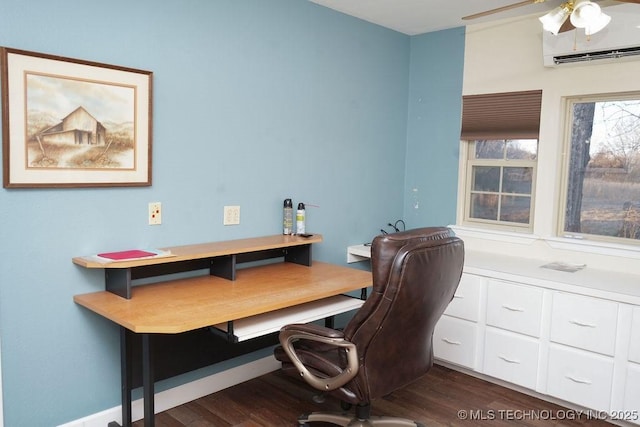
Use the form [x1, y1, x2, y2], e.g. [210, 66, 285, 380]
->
[459, 90, 542, 232]
[465, 139, 537, 229]
[560, 93, 640, 244]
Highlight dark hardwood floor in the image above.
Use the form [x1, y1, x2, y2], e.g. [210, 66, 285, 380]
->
[135, 364, 614, 426]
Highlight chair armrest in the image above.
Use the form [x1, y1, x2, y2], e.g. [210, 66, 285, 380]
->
[279, 324, 359, 391]
[280, 323, 345, 339]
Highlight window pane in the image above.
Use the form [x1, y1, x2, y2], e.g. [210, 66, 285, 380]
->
[563, 97, 640, 241]
[500, 195, 531, 223]
[475, 140, 505, 159]
[472, 166, 500, 192]
[506, 139, 537, 160]
[502, 167, 533, 194]
[470, 193, 498, 220]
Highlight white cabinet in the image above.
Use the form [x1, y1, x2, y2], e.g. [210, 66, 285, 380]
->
[547, 344, 614, 412]
[626, 308, 640, 425]
[482, 279, 542, 390]
[486, 279, 543, 337]
[434, 273, 481, 369]
[630, 308, 640, 364]
[550, 292, 618, 356]
[624, 364, 640, 424]
[483, 328, 539, 389]
[431, 252, 640, 421]
[433, 313, 477, 369]
[444, 273, 481, 322]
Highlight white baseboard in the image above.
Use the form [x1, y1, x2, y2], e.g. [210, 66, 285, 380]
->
[59, 356, 281, 427]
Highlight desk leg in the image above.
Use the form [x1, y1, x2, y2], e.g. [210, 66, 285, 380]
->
[142, 333, 155, 427]
[120, 327, 133, 427]
[117, 330, 155, 427]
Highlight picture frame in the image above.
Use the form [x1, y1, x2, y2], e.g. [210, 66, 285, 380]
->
[1, 47, 153, 188]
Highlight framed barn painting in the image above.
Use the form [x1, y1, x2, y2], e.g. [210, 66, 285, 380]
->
[1, 47, 153, 188]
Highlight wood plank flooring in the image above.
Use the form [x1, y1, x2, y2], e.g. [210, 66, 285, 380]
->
[135, 364, 614, 426]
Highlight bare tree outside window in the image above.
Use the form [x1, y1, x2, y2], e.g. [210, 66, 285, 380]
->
[563, 96, 640, 241]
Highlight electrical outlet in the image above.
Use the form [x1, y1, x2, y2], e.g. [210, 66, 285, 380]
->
[148, 202, 162, 225]
[223, 205, 240, 225]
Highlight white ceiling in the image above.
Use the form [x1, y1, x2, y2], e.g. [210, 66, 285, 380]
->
[308, 0, 571, 35]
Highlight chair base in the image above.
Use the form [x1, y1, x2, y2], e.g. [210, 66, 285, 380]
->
[298, 412, 425, 427]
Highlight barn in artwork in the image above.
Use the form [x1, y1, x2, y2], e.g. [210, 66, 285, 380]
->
[40, 106, 106, 145]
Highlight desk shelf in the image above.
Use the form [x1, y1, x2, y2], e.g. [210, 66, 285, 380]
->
[347, 244, 371, 263]
[73, 234, 322, 299]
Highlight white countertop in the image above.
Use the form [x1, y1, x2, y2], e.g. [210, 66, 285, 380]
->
[347, 244, 640, 304]
[464, 250, 640, 305]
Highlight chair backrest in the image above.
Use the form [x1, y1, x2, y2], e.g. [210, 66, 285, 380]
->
[343, 227, 464, 402]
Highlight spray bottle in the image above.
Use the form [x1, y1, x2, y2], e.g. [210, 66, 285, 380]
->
[296, 202, 306, 235]
[283, 199, 293, 235]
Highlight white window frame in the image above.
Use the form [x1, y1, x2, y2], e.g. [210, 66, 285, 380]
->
[459, 139, 537, 233]
[556, 91, 640, 247]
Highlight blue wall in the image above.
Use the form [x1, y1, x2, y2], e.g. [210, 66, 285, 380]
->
[404, 31, 465, 227]
[0, 0, 463, 424]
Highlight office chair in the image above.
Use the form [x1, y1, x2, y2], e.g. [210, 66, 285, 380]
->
[274, 227, 464, 426]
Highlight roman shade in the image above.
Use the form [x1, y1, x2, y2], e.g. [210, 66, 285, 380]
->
[461, 90, 543, 140]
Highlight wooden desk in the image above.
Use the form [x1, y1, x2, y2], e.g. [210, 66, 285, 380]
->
[74, 261, 371, 334]
[74, 239, 371, 427]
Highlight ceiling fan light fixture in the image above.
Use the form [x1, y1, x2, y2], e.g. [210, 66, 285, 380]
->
[570, 0, 601, 28]
[539, 5, 571, 35]
[584, 11, 611, 35]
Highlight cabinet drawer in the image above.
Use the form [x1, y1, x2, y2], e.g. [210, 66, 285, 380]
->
[630, 308, 640, 363]
[444, 273, 481, 322]
[483, 328, 539, 390]
[550, 292, 618, 356]
[624, 363, 640, 424]
[547, 345, 613, 412]
[486, 280, 543, 337]
[433, 315, 476, 369]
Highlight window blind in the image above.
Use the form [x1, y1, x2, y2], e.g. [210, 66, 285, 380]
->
[460, 90, 542, 140]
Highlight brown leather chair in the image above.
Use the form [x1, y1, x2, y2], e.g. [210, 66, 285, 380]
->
[274, 227, 465, 426]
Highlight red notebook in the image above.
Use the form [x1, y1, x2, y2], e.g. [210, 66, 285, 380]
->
[97, 249, 157, 261]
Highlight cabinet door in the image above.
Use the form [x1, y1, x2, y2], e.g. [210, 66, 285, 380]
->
[433, 315, 477, 369]
[444, 273, 481, 322]
[550, 292, 618, 356]
[624, 363, 640, 424]
[483, 328, 539, 390]
[547, 344, 614, 412]
[630, 308, 640, 364]
[486, 280, 543, 337]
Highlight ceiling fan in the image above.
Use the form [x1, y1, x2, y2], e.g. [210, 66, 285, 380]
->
[462, 0, 640, 35]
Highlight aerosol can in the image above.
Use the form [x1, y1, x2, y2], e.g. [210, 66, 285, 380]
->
[283, 199, 293, 235]
[296, 202, 306, 235]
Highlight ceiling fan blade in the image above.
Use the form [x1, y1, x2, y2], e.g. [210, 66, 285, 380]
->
[462, 0, 544, 20]
[558, 18, 575, 33]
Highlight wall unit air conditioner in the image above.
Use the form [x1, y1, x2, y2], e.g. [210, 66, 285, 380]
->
[542, 4, 640, 67]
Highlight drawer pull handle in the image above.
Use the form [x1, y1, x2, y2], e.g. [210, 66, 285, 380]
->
[565, 375, 592, 385]
[502, 304, 525, 312]
[498, 355, 520, 364]
[569, 320, 596, 328]
[441, 338, 461, 345]
[453, 294, 464, 299]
